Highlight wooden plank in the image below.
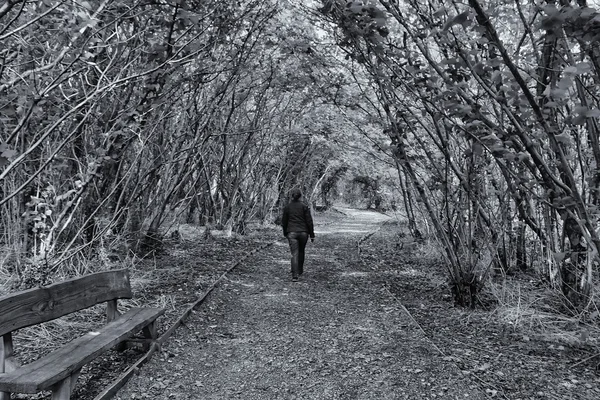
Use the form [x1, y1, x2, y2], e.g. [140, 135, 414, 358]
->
[0, 307, 163, 393]
[0, 270, 132, 336]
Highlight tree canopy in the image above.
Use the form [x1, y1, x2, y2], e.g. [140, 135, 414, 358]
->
[3, 0, 600, 310]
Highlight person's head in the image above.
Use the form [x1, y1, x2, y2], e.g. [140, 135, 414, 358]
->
[290, 188, 302, 201]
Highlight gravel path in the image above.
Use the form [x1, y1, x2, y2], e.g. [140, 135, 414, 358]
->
[115, 209, 485, 399]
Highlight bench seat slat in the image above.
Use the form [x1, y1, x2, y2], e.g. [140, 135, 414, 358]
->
[0, 307, 164, 393]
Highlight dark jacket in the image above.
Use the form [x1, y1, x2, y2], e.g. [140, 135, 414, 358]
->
[282, 200, 315, 237]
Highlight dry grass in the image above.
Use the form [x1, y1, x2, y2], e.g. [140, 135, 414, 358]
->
[167, 223, 206, 240]
[402, 235, 600, 352]
[404, 238, 444, 263]
[487, 279, 600, 348]
[0, 245, 24, 295]
[166, 222, 272, 243]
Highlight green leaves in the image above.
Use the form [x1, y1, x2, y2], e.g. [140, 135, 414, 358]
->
[571, 106, 600, 125]
[433, 6, 447, 19]
[442, 11, 470, 31]
[0, 143, 17, 167]
[340, 1, 389, 41]
[553, 132, 572, 146]
[347, 1, 364, 14]
[540, 4, 565, 31]
[563, 62, 592, 76]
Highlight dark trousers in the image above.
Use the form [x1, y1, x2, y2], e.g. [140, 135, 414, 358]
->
[287, 232, 308, 277]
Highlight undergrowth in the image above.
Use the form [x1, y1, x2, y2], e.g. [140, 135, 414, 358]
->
[385, 222, 600, 355]
[487, 279, 600, 350]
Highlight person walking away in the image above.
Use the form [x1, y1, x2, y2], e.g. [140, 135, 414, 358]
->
[282, 188, 315, 282]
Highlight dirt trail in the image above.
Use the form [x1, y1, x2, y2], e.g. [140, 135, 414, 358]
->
[115, 209, 485, 399]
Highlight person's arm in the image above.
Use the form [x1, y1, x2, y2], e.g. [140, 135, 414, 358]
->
[304, 204, 315, 239]
[282, 206, 289, 236]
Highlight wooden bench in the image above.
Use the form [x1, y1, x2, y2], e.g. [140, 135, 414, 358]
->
[0, 269, 164, 400]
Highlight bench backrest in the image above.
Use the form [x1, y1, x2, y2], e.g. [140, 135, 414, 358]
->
[0, 269, 132, 336]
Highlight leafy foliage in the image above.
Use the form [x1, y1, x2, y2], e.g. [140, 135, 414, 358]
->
[319, 0, 600, 309]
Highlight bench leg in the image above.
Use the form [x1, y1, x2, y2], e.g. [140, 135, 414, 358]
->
[142, 321, 158, 351]
[106, 299, 120, 323]
[51, 368, 80, 400]
[1, 333, 14, 373]
[51, 376, 72, 400]
[1, 334, 14, 400]
[121, 320, 159, 352]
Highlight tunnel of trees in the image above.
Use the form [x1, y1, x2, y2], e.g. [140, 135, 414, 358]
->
[2, 0, 600, 311]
